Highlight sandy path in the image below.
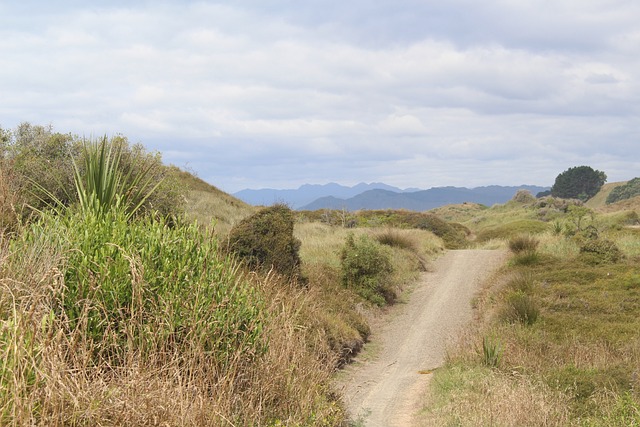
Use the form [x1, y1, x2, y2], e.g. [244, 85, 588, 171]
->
[337, 249, 506, 426]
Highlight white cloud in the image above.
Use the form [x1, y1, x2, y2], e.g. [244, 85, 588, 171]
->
[1, 1, 639, 192]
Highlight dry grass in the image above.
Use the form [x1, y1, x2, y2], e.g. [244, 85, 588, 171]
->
[184, 189, 255, 236]
[422, 365, 570, 427]
[0, 230, 345, 426]
[418, 202, 640, 426]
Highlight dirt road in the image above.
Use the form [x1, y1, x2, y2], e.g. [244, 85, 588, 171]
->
[338, 249, 506, 426]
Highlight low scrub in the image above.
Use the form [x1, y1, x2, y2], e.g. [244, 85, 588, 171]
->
[340, 233, 395, 306]
[579, 238, 624, 265]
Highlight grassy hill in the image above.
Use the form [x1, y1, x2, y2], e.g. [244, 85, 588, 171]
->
[585, 181, 627, 209]
[173, 168, 256, 235]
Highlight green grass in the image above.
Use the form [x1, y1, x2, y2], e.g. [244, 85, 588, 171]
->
[419, 202, 640, 426]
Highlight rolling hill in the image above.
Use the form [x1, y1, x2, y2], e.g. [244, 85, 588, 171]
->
[300, 185, 549, 211]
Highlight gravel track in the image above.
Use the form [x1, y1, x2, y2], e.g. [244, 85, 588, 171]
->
[338, 249, 507, 426]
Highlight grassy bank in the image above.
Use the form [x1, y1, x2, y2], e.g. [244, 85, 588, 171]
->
[419, 198, 640, 426]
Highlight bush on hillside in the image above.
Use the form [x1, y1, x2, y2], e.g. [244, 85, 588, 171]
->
[2, 123, 184, 219]
[340, 233, 394, 306]
[579, 239, 624, 265]
[550, 166, 607, 201]
[227, 204, 306, 283]
[606, 178, 640, 205]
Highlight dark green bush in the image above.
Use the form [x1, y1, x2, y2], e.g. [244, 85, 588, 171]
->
[227, 204, 305, 282]
[340, 233, 394, 306]
[579, 239, 624, 264]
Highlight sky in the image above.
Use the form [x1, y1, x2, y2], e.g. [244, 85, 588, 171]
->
[1, 0, 639, 193]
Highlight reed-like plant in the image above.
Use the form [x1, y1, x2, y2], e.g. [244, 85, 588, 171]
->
[482, 335, 502, 368]
[72, 137, 161, 219]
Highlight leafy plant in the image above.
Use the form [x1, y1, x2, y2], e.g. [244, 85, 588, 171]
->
[340, 233, 394, 306]
[71, 137, 162, 219]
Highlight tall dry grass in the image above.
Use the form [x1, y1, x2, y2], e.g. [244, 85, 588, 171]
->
[0, 231, 345, 426]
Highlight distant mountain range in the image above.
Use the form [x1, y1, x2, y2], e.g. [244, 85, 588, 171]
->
[234, 183, 550, 211]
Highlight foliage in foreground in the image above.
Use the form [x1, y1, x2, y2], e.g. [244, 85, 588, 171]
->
[0, 133, 346, 425]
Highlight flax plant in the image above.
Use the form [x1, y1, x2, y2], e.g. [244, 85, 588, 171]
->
[72, 136, 162, 219]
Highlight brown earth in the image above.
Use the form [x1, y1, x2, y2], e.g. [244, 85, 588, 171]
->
[337, 249, 507, 426]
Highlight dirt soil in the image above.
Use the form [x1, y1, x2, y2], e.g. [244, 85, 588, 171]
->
[337, 249, 507, 426]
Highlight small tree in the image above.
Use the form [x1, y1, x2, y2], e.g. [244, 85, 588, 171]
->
[551, 166, 607, 201]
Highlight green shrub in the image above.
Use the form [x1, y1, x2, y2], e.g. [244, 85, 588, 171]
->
[340, 233, 394, 306]
[22, 207, 265, 366]
[579, 239, 624, 264]
[502, 291, 539, 325]
[508, 235, 540, 254]
[228, 204, 305, 282]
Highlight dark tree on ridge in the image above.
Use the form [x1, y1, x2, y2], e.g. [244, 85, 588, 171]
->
[551, 166, 607, 201]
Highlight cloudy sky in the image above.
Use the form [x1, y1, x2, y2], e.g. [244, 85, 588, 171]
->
[1, 1, 639, 192]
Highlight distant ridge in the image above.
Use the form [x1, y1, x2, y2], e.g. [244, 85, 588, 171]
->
[234, 182, 412, 209]
[234, 182, 550, 211]
[299, 185, 550, 211]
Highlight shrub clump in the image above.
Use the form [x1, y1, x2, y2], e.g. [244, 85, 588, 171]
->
[579, 239, 624, 264]
[228, 204, 305, 282]
[375, 229, 417, 251]
[508, 235, 540, 254]
[340, 233, 394, 306]
[512, 189, 536, 204]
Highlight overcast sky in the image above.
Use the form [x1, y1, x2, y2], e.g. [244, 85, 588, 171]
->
[1, 1, 639, 192]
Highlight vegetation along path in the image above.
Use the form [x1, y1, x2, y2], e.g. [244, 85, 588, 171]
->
[339, 249, 507, 426]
